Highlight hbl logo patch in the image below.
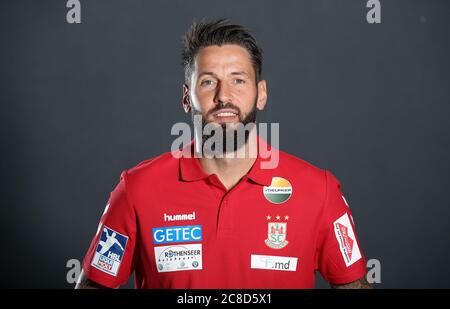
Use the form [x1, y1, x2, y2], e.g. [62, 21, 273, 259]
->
[91, 226, 128, 276]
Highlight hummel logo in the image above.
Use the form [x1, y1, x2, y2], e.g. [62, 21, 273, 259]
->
[164, 211, 196, 222]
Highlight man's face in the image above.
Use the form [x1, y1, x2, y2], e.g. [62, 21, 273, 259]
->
[183, 44, 267, 134]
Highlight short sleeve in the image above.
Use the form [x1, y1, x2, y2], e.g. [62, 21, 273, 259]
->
[316, 170, 367, 285]
[81, 171, 137, 288]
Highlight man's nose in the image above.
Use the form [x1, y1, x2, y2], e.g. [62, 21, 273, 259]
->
[214, 81, 232, 105]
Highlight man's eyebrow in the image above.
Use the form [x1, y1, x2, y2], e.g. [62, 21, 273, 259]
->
[230, 71, 249, 77]
[198, 71, 250, 78]
[198, 72, 217, 78]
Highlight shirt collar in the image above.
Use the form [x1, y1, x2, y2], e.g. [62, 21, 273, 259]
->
[179, 136, 276, 186]
[178, 139, 209, 182]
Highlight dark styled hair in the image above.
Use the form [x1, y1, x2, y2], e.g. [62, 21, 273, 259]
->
[182, 19, 263, 84]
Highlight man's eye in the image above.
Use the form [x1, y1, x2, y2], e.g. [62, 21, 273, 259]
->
[201, 80, 214, 86]
[234, 79, 245, 84]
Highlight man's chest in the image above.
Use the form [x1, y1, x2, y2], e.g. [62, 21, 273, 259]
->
[131, 178, 323, 287]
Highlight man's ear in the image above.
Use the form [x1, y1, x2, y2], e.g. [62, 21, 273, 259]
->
[182, 84, 191, 113]
[256, 80, 267, 111]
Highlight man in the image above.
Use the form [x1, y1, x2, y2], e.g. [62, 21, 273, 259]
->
[76, 19, 371, 289]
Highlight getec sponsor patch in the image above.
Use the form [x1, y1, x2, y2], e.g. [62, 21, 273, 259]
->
[152, 225, 202, 245]
[154, 244, 203, 273]
[91, 226, 128, 276]
[333, 213, 362, 267]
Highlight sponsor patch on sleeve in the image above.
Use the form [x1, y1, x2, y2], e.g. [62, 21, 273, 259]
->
[91, 226, 128, 276]
[333, 213, 362, 267]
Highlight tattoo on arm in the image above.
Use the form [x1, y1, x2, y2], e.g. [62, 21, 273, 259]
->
[332, 276, 373, 289]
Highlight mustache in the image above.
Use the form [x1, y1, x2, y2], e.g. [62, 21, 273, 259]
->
[206, 102, 241, 118]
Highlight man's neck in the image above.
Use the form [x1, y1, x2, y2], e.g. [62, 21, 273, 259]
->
[198, 132, 258, 191]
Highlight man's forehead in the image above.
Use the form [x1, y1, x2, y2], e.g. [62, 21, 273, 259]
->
[194, 44, 253, 73]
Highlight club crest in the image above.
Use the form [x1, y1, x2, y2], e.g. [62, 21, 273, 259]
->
[264, 222, 289, 249]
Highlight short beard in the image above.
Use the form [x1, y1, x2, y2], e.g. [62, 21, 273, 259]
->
[192, 99, 258, 155]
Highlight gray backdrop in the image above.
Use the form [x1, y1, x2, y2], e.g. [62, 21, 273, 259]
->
[1, 0, 449, 288]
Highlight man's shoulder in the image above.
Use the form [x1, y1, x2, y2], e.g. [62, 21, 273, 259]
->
[275, 150, 338, 203]
[277, 149, 326, 178]
[277, 150, 342, 191]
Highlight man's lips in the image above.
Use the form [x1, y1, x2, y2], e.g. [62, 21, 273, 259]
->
[212, 108, 239, 118]
[211, 109, 239, 123]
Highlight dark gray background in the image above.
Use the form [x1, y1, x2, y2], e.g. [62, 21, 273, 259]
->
[1, 0, 449, 288]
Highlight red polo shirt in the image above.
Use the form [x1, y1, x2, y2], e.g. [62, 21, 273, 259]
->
[82, 137, 367, 288]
